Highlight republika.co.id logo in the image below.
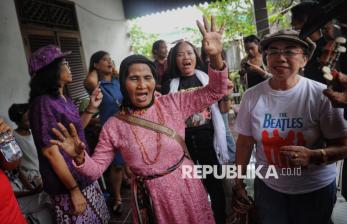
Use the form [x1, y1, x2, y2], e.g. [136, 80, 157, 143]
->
[181, 164, 301, 179]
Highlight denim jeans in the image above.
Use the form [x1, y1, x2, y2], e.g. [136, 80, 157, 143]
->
[221, 112, 236, 163]
[254, 178, 336, 224]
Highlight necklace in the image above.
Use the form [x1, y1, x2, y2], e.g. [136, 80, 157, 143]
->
[129, 101, 164, 165]
[120, 107, 147, 116]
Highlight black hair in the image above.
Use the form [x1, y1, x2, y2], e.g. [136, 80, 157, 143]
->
[8, 103, 29, 124]
[243, 35, 262, 55]
[152, 40, 166, 55]
[88, 51, 109, 73]
[29, 58, 63, 103]
[291, 2, 319, 23]
[243, 35, 260, 45]
[164, 41, 203, 80]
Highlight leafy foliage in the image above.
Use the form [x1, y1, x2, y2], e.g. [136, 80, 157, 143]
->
[128, 22, 159, 58]
[127, 0, 293, 56]
[180, 27, 203, 47]
[195, 0, 293, 41]
[198, 0, 255, 42]
[267, 0, 294, 30]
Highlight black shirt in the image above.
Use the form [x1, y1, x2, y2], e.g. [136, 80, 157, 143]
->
[178, 74, 203, 90]
[240, 58, 267, 88]
[178, 74, 213, 130]
[304, 37, 327, 84]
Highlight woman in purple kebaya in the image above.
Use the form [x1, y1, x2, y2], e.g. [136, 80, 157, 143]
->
[28, 45, 109, 224]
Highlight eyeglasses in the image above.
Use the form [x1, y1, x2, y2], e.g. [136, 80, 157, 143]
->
[61, 60, 70, 68]
[266, 49, 304, 57]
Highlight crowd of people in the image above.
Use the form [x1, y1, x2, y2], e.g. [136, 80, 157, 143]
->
[1, 2, 347, 224]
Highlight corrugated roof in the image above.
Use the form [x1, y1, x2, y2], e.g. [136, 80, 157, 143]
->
[122, 0, 212, 19]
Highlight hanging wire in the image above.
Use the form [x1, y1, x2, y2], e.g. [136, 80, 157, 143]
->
[254, 0, 298, 25]
[75, 2, 126, 22]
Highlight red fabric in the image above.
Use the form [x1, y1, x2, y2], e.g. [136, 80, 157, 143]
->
[154, 60, 167, 83]
[0, 170, 27, 224]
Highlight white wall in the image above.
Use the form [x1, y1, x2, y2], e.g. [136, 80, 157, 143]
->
[72, 0, 131, 69]
[0, 0, 30, 126]
[0, 0, 130, 125]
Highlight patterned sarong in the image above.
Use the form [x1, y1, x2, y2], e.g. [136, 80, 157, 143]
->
[50, 181, 110, 224]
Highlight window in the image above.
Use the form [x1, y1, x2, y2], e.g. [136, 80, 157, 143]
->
[16, 0, 88, 105]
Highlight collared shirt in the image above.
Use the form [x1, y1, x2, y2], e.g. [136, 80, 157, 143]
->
[99, 77, 123, 125]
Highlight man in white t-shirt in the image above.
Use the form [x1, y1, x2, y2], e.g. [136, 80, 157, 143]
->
[230, 29, 347, 224]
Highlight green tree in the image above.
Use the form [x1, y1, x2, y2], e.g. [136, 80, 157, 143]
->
[267, 0, 294, 30]
[197, 0, 256, 47]
[127, 0, 293, 55]
[177, 0, 256, 48]
[128, 21, 159, 58]
[188, 0, 293, 45]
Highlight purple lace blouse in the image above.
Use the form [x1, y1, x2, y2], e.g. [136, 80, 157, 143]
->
[29, 95, 93, 195]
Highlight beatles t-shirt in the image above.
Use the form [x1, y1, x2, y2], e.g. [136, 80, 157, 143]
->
[236, 77, 347, 194]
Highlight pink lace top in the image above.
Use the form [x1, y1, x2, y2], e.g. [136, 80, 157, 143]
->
[75, 65, 228, 224]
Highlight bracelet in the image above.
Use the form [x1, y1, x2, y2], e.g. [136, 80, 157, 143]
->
[319, 149, 328, 165]
[84, 109, 95, 114]
[68, 184, 79, 192]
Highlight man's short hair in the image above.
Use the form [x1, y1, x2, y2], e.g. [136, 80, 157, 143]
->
[8, 103, 29, 123]
[152, 40, 165, 55]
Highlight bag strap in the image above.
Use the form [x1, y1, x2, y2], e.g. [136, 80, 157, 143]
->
[115, 113, 191, 160]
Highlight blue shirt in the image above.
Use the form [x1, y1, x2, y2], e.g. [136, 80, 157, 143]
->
[99, 78, 123, 125]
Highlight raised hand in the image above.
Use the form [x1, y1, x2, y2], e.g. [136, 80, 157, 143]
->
[0, 117, 11, 134]
[89, 84, 103, 110]
[50, 123, 86, 158]
[197, 15, 225, 57]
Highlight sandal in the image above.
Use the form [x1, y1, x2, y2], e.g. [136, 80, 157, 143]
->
[112, 200, 123, 214]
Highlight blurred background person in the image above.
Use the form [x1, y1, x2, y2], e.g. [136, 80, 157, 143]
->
[291, 1, 337, 84]
[239, 35, 270, 89]
[0, 117, 27, 224]
[6, 103, 54, 224]
[152, 39, 168, 92]
[85, 50, 128, 215]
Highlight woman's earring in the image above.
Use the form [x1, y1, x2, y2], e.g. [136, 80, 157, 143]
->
[299, 67, 304, 76]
